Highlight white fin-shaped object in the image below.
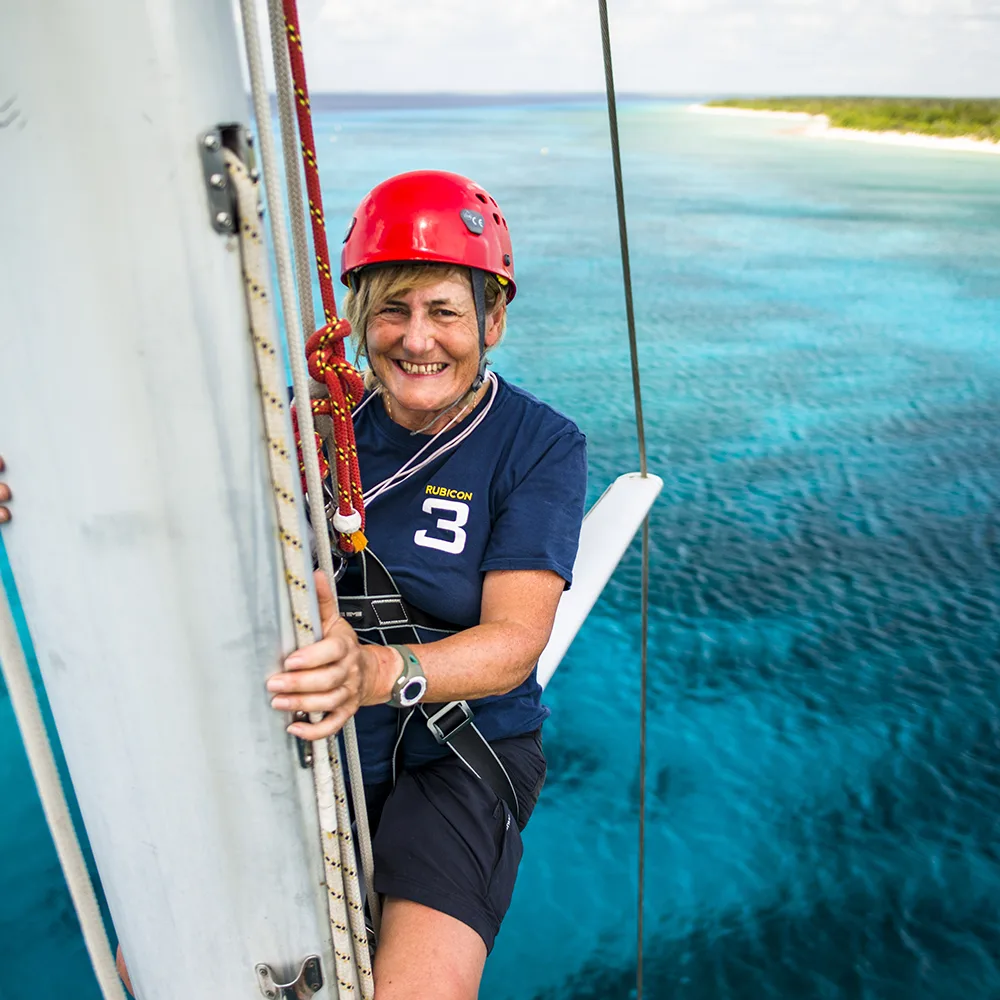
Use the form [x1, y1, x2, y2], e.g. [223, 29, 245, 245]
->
[538, 472, 664, 688]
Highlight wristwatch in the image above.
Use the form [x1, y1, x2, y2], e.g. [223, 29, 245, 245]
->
[386, 644, 428, 708]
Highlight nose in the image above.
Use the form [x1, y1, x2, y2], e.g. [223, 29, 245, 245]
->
[400, 312, 436, 356]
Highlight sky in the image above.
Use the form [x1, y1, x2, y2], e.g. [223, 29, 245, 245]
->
[245, 0, 1000, 97]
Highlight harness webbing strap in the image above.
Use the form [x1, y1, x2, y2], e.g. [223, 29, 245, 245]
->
[418, 702, 519, 820]
[343, 548, 519, 819]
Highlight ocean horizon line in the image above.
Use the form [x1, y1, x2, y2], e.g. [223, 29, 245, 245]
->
[269, 91, 699, 111]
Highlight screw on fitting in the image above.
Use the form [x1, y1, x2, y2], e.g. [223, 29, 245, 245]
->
[215, 211, 232, 229]
[203, 133, 220, 150]
[209, 172, 226, 189]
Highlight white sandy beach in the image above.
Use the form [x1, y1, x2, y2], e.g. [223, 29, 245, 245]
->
[689, 103, 1000, 155]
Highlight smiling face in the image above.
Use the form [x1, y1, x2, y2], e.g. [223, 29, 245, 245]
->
[362, 269, 504, 432]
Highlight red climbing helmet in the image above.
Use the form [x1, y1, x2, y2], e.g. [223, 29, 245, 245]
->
[340, 170, 516, 301]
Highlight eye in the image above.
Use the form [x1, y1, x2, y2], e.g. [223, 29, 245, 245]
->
[378, 304, 405, 316]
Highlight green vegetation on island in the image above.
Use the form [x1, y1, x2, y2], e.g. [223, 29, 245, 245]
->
[707, 98, 1000, 142]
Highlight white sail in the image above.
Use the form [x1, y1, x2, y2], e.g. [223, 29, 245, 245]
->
[0, 2, 337, 997]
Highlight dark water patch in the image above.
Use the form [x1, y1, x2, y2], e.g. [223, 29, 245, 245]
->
[538, 736, 605, 800]
[536, 879, 1000, 1000]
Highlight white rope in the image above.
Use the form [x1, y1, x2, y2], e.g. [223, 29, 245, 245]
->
[223, 145, 368, 999]
[264, 0, 380, 935]
[0, 589, 127, 1000]
[363, 371, 500, 506]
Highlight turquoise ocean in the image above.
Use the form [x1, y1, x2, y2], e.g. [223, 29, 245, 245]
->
[2, 99, 1000, 998]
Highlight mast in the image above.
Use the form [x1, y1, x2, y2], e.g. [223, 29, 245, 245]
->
[0, 2, 337, 996]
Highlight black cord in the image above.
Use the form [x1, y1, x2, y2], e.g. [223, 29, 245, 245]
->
[598, 3, 651, 997]
[598, 0, 648, 478]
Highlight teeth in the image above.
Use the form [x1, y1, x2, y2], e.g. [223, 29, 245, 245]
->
[399, 360, 447, 374]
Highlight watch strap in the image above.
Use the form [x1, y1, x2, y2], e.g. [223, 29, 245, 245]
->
[387, 644, 426, 707]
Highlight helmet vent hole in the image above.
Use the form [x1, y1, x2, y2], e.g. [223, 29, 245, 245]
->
[476, 193, 488, 203]
[492, 212, 501, 225]
[502, 218, 508, 229]
[489, 197, 498, 206]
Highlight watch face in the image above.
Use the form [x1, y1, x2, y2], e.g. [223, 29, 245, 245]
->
[399, 676, 428, 707]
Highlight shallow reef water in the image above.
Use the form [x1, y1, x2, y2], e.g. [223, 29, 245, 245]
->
[2, 100, 999, 999]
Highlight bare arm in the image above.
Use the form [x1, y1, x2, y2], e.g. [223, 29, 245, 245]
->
[376, 567, 565, 703]
[267, 568, 565, 740]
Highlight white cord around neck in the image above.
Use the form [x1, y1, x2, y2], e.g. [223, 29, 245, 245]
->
[363, 371, 499, 507]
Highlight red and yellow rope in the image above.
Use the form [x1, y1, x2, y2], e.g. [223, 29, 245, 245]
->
[284, 0, 366, 553]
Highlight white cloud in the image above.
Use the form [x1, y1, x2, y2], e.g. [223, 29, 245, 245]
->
[241, 0, 999, 95]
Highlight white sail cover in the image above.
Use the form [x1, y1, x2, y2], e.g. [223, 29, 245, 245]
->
[0, 2, 337, 996]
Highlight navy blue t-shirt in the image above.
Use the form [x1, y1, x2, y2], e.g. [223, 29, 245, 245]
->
[349, 374, 587, 783]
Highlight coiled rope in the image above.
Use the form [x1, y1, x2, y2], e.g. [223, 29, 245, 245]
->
[224, 148, 371, 998]
[0, 589, 127, 1000]
[597, 2, 652, 998]
[264, 0, 380, 935]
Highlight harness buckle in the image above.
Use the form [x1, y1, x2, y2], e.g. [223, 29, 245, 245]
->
[424, 701, 474, 744]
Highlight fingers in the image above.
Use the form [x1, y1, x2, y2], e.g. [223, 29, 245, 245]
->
[288, 705, 356, 741]
[0, 476, 10, 524]
[269, 662, 351, 696]
[271, 686, 352, 716]
[281, 631, 351, 672]
[314, 569, 337, 632]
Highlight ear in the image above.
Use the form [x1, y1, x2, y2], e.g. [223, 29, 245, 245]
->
[484, 305, 505, 349]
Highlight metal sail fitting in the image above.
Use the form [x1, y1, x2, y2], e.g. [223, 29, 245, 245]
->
[198, 124, 255, 233]
[255, 956, 324, 999]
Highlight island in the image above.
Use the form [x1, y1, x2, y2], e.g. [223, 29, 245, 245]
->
[695, 98, 1000, 153]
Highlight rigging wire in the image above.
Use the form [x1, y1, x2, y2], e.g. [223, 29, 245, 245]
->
[597, 2, 651, 997]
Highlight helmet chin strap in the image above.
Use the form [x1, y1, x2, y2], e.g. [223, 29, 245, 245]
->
[470, 267, 488, 393]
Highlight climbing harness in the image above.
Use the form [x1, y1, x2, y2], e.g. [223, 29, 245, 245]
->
[597, 2, 652, 997]
[338, 547, 520, 820]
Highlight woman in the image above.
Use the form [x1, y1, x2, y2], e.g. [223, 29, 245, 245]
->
[1, 170, 587, 999]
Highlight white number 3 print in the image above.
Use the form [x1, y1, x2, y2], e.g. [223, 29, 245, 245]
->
[413, 498, 469, 555]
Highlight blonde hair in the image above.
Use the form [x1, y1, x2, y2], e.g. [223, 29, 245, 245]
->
[343, 263, 508, 392]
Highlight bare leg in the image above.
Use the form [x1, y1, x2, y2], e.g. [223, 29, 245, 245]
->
[373, 897, 487, 1000]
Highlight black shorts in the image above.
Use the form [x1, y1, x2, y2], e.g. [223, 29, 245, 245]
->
[364, 730, 547, 953]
